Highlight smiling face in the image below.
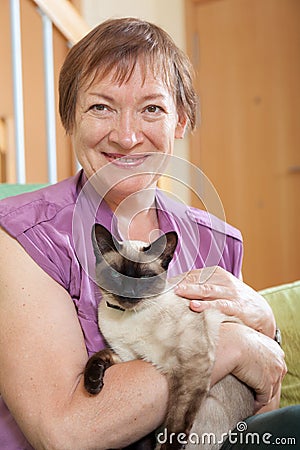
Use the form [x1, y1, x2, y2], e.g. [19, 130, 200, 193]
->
[70, 61, 187, 210]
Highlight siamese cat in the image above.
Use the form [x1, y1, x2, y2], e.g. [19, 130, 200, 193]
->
[84, 224, 254, 450]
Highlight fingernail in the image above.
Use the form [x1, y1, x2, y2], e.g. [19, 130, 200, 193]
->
[190, 300, 202, 308]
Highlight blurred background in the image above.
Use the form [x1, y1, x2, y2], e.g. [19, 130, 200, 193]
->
[0, 0, 299, 290]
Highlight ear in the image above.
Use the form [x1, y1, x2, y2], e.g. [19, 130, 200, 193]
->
[144, 231, 178, 271]
[175, 113, 188, 139]
[92, 224, 119, 262]
[160, 231, 178, 270]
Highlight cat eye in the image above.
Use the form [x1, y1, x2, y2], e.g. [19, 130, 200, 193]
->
[110, 269, 121, 279]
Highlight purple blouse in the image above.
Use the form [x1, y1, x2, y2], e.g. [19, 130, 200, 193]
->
[0, 170, 243, 449]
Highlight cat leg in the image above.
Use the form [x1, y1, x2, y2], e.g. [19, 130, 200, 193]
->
[159, 311, 220, 450]
[84, 348, 121, 395]
[159, 371, 210, 450]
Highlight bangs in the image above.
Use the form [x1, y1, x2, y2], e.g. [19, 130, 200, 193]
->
[82, 51, 174, 94]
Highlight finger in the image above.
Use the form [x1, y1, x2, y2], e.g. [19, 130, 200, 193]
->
[254, 388, 273, 411]
[183, 266, 230, 284]
[175, 282, 234, 300]
[189, 298, 240, 318]
[253, 361, 285, 412]
[271, 376, 283, 399]
[254, 399, 267, 413]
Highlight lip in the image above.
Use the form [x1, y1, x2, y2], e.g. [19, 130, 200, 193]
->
[102, 152, 149, 168]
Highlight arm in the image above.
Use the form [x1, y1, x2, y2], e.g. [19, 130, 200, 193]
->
[0, 228, 168, 450]
[174, 267, 285, 411]
[210, 322, 286, 412]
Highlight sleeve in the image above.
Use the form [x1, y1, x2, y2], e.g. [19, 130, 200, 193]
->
[185, 206, 244, 277]
[0, 199, 74, 291]
[230, 234, 244, 278]
[17, 224, 73, 289]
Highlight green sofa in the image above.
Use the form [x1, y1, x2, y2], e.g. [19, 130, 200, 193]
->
[0, 183, 47, 200]
[0, 183, 299, 408]
[260, 281, 300, 408]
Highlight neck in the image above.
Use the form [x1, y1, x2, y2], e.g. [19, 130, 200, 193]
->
[110, 188, 160, 242]
[105, 184, 157, 212]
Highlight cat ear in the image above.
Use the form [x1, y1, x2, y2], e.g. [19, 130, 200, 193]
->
[144, 231, 178, 270]
[160, 231, 178, 270]
[92, 224, 120, 261]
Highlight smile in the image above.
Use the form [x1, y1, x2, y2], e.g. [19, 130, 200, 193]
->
[103, 153, 148, 168]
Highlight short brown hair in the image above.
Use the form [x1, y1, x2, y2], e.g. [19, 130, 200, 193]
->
[59, 17, 197, 134]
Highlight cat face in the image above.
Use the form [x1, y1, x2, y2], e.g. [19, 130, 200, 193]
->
[92, 224, 178, 310]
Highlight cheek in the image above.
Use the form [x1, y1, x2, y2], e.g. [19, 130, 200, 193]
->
[73, 116, 110, 151]
[146, 120, 177, 148]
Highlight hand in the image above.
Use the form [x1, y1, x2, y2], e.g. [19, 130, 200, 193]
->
[219, 323, 287, 412]
[174, 266, 276, 338]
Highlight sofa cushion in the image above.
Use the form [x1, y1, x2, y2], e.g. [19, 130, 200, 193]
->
[260, 281, 300, 407]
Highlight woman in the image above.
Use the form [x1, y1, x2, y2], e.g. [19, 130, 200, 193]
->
[0, 18, 288, 449]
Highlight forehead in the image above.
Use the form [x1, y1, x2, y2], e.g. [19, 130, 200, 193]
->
[81, 58, 175, 99]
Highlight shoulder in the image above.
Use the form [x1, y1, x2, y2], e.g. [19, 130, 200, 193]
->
[0, 172, 82, 238]
[156, 190, 242, 242]
[185, 206, 243, 242]
[156, 190, 243, 277]
[0, 172, 85, 289]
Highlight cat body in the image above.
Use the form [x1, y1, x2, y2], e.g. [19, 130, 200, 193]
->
[99, 283, 219, 376]
[84, 225, 254, 450]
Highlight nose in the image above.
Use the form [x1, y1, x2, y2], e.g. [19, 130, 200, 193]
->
[108, 111, 143, 150]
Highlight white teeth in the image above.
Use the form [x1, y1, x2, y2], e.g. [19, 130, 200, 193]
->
[107, 154, 146, 165]
[120, 158, 139, 163]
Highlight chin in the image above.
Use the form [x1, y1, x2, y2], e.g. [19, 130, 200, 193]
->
[109, 177, 158, 196]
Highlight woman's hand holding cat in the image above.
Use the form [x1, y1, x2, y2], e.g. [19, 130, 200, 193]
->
[211, 322, 287, 412]
[174, 266, 276, 338]
[175, 268, 286, 412]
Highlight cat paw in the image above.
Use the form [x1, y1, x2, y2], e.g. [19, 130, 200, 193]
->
[84, 350, 115, 395]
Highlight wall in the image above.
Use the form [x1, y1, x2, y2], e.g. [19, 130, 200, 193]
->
[185, 0, 300, 289]
[80, 0, 190, 203]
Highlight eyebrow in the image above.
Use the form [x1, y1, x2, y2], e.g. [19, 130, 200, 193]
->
[88, 93, 168, 102]
[141, 94, 168, 102]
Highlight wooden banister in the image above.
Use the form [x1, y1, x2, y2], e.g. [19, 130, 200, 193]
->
[33, 0, 90, 44]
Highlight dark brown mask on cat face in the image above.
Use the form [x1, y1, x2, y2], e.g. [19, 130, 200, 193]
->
[92, 224, 178, 310]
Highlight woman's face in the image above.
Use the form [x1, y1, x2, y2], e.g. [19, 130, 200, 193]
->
[71, 61, 187, 209]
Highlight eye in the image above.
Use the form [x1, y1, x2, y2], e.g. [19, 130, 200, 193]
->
[140, 269, 157, 279]
[102, 266, 121, 281]
[110, 269, 121, 279]
[89, 104, 109, 112]
[144, 105, 163, 114]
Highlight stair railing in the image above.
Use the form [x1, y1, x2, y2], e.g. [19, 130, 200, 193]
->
[9, 0, 90, 183]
